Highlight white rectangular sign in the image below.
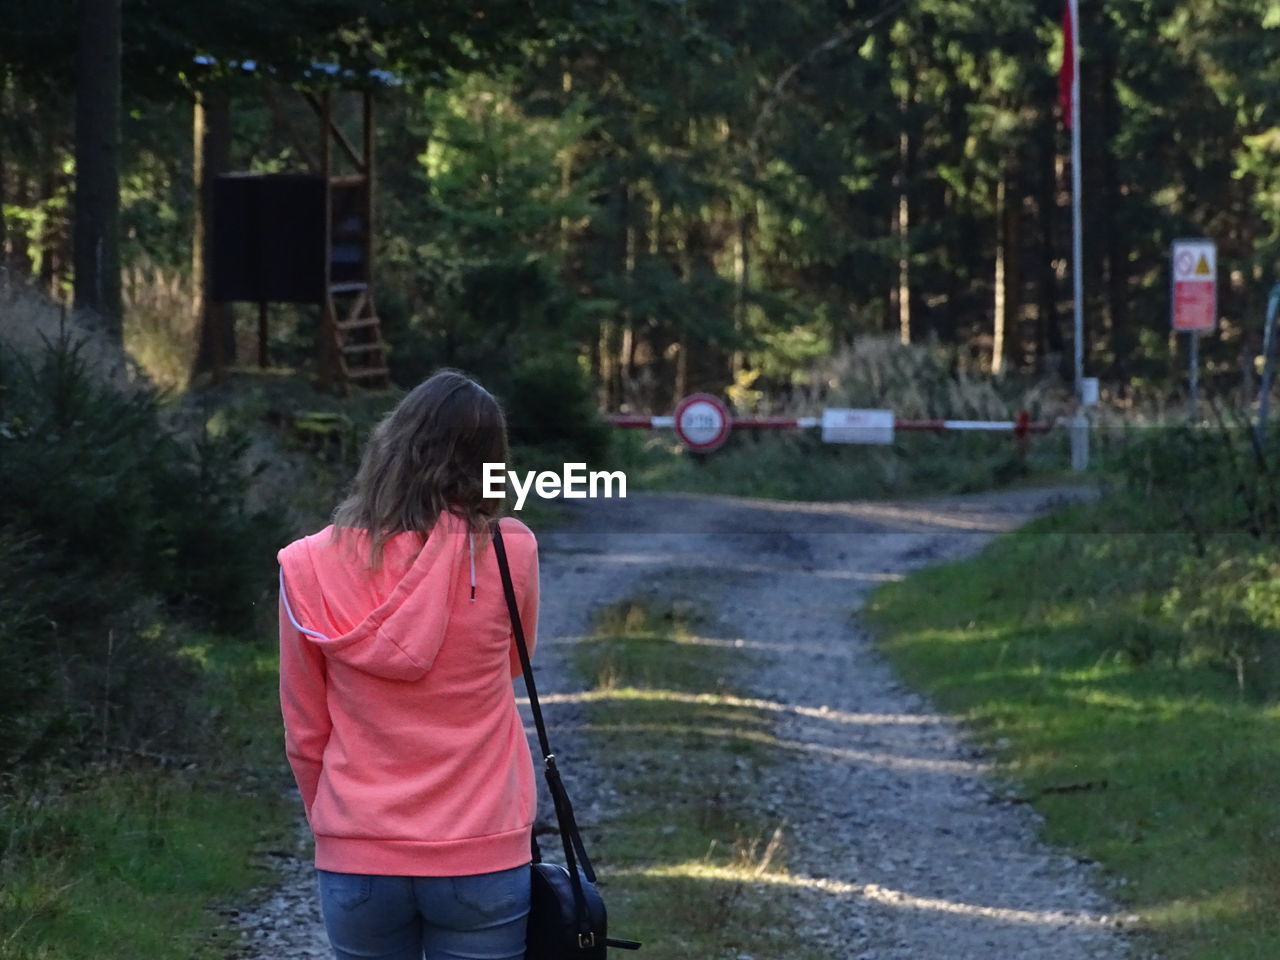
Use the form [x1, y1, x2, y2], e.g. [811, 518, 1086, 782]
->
[821, 408, 895, 445]
[1171, 238, 1216, 332]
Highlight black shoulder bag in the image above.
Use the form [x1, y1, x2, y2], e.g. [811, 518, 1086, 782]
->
[492, 524, 641, 959]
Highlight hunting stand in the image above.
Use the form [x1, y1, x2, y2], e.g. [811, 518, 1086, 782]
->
[207, 81, 390, 394]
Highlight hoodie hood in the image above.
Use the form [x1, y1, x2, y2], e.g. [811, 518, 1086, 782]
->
[277, 512, 473, 681]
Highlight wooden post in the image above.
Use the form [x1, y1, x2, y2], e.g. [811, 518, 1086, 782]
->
[363, 92, 374, 287]
[73, 0, 123, 333]
[319, 89, 339, 392]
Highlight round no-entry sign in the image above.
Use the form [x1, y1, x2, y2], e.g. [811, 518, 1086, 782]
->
[673, 393, 731, 452]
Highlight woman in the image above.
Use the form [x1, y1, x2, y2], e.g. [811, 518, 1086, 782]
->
[276, 370, 539, 960]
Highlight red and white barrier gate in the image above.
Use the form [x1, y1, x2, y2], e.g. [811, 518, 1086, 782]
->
[609, 398, 1050, 454]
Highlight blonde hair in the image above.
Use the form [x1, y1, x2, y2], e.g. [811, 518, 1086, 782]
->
[330, 369, 508, 569]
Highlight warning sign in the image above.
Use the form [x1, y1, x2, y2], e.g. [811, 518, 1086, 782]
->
[1171, 239, 1216, 332]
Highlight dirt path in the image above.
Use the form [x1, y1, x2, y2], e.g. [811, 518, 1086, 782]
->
[229, 487, 1145, 960]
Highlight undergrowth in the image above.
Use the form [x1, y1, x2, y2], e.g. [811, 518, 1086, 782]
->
[866, 491, 1280, 960]
[0, 333, 295, 959]
[569, 598, 822, 960]
[615, 337, 1074, 500]
[0, 637, 293, 960]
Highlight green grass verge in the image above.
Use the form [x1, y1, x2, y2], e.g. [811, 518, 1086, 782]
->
[612, 427, 1073, 501]
[0, 635, 292, 960]
[569, 601, 824, 960]
[863, 500, 1280, 960]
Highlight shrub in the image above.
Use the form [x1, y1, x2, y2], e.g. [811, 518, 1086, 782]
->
[500, 351, 611, 463]
[813, 336, 1062, 421]
[0, 332, 287, 770]
[0, 331, 286, 630]
[1098, 408, 1280, 698]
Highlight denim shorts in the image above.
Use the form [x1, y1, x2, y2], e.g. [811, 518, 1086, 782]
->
[316, 863, 531, 960]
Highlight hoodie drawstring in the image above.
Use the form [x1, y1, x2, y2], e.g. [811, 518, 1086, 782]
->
[468, 532, 476, 601]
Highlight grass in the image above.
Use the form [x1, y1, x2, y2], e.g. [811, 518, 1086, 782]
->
[567, 600, 824, 960]
[610, 335, 1076, 502]
[613, 425, 1074, 502]
[863, 498, 1280, 960]
[121, 262, 195, 394]
[0, 634, 294, 960]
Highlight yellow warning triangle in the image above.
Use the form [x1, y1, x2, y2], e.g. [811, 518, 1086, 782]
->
[1195, 254, 1211, 275]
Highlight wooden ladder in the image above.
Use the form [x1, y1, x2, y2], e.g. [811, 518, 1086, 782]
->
[328, 281, 389, 389]
[315, 90, 390, 393]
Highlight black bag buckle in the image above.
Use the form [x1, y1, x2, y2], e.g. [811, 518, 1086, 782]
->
[578, 932, 597, 949]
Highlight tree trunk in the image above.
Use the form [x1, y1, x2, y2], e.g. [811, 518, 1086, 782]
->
[889, 61, 915, 345]
[994, 176, 1007, 375]
[598, 319, 615, 410]
[39, 119, 67, 298]
[191, 89, 235, 379]
[73, 0, 123, 335]
[1100, 39, 1130, 379]
[619, 186, 635, 405]
[896, 123, 912, 346]
[1079, 4, 1107, 374]
[733, 201, 750, 343]
[673, 330, 688, 407]
[993, 160, 1024, 375]
[1037, 135, 1065, 375]
[0, 125, 7, 268]
[1006, 184, 1023, 372]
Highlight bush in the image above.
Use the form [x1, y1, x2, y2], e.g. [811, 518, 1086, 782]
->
[1107, 409, 1280, 543]
[0, 331, 286, 630]
[814, 336, 1062, 421]
[0, 332, 287, 770]
[500, 352, 611, 463]
[1095, 409, 1280, 698]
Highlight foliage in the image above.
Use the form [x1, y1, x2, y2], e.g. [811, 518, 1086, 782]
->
[379, 70, 599, 390]
[815, 336, 1062, 419]
[0, 333, 285, 626]
[616, 337, 1071, 500]
[499, 352, 611, 462]
[866, 499, 1280, 959]
[121, 260, 196, 392]
[0, 637, 293, 960]
[1107, 410, 1280, 546]
[6, 0, 1280, 414]
[0, 333, 287, 769]
[617, 427, 1060, 502]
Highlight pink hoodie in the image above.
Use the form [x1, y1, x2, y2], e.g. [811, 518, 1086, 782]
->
[276, 512, 539, 877]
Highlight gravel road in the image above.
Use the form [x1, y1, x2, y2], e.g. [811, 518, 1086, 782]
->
[227, 486, 1147, 960]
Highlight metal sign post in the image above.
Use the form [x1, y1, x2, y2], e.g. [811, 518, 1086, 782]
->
[1171, 238, 1217, 422]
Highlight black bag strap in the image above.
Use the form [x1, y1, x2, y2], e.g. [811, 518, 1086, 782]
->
[491, 524, 597, 890]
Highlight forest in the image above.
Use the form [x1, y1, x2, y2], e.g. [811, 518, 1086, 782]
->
[7, 4, 1280, 958]
[3, 0, 1279, 413]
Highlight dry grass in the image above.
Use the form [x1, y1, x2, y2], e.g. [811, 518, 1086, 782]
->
[810, 336, 1070, 421]
[121, 261, 196, 393]
[1, 264, 198, 395]
[0, 270, 145, 394]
